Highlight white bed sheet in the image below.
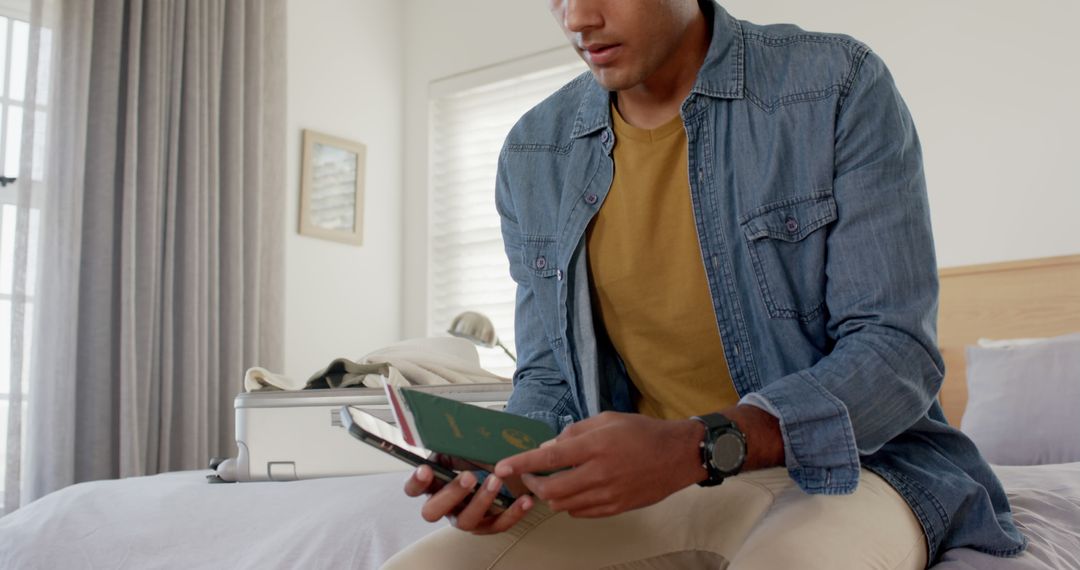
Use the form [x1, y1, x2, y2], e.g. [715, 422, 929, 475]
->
[933, 462, 1080, 569]
[0, 470, 445, 569]
[1, 463, 1077, 569]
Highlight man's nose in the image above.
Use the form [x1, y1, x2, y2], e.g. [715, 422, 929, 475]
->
[562, 0, 603, 34]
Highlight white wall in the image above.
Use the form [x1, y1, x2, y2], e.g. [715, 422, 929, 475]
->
[400, 0, 1080, 338]
[284, 0, 404, 379]
[401, 0, 570, 338]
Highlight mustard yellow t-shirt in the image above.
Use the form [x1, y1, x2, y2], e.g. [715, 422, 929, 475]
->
[586, 104, 739, 420]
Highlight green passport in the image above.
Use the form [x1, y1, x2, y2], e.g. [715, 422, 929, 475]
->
[399, 388, 556, 465]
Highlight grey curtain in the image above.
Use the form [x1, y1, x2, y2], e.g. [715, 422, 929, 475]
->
[5, 0, 285, 511]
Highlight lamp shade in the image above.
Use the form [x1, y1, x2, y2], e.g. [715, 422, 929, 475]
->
[447, 311, 498, 348]
[447, 311, 516, 362]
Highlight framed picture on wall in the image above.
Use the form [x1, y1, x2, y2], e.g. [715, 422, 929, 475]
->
[299, 129, 366, 245]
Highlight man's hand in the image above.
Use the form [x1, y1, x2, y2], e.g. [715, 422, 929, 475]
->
[492, 412, 707, 518]
[402, 455, 535, 535]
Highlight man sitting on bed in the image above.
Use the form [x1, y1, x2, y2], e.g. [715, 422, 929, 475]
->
[387, 1, 1025, 568]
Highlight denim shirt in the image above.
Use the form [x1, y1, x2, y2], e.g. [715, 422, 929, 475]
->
[496, 2, 1025, 563]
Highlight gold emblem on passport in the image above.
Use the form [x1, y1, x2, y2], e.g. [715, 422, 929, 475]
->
[501, 428, 536, 450]
[444, 413, 464, 439]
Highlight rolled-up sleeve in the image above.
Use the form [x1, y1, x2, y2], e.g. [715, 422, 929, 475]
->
[743, 51, 944, 495]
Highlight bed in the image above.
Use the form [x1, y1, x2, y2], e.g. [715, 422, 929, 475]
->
[928, 254, 1080, 569]
[1, 255, 1078, 569]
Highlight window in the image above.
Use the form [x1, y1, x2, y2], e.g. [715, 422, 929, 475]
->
[428, 52, 585, 377]
[0, 9, 47, 508]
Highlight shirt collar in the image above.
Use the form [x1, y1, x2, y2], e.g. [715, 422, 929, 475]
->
[571, 1, 745, 139]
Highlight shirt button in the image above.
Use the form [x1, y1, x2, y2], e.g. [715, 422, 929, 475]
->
[556, 269, 564, 281]
[785, 216, 799, 233]
[697, 169, 704, 182]
[585, 193, 598, 205]
[601, 131, 609, 142]
[534, 256, 547, 270]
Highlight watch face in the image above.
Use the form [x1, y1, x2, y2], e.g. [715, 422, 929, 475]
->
[710, 431, 746, 473]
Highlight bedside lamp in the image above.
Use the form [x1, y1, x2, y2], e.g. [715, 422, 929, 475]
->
[447, 311, 517, 362]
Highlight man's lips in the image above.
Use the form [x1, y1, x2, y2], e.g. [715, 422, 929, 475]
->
[581, 43, 621, 66]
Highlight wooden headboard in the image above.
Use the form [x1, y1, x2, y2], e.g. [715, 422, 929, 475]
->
[937, 254, 1080, 426]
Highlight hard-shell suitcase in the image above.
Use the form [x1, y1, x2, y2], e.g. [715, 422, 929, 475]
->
[213, 383, 513, 482]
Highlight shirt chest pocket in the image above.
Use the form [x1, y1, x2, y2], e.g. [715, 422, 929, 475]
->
[740, 191, 837, 322]
[521, 238, 563, 346]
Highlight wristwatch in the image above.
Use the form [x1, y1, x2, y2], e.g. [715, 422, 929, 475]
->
[691, 413, 747, 487]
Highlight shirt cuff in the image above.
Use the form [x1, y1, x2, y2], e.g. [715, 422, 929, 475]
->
[739, 392, 781, 418]
[742, 370, 861, 495]
[519, 409, 576, 435]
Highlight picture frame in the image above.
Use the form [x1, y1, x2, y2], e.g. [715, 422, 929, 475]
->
[299, 129, 366, 245]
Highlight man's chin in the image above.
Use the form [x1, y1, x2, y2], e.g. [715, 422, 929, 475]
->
[588, 67, 641, 92]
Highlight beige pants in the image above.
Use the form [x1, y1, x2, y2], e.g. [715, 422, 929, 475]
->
[382, 467, 927, 570]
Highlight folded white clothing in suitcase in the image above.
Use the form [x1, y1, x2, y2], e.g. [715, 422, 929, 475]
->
[214, 383, 513, 482]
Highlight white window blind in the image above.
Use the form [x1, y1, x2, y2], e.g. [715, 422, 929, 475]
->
[428, 59, 586, 377]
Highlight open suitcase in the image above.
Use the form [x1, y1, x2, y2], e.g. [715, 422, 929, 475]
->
[213, 383, 514, 482]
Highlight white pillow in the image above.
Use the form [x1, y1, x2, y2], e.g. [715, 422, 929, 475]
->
[961, 332, 1080, 465]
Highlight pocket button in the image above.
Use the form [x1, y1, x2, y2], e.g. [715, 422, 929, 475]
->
[785, 216, 799, 234]
[535, 256, 547, 270]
